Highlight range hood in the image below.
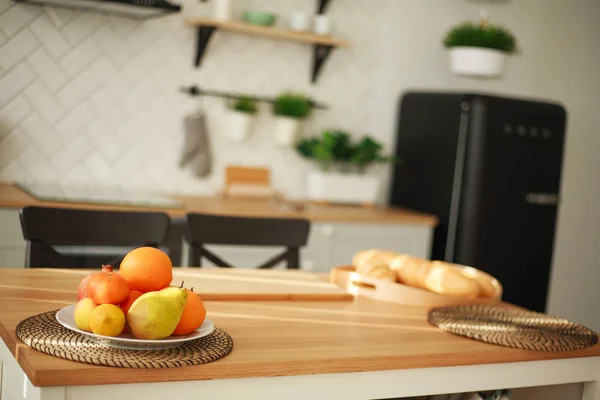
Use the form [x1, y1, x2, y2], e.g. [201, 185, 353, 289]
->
[15, 0, 181, 19]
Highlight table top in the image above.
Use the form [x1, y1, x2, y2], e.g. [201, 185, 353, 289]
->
[2, 268, 598, 388]
[0, 183, 438, 226]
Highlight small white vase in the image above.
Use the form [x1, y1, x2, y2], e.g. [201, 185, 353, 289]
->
[448, 47, 508, 78]
[229, 111, 252, 142]
[214, 0, 233, 21]
[274, 116, 299, 146]
[306, 171, 380, 205]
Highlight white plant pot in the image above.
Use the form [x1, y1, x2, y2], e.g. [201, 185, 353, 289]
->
[229, 111, 253, 142]
[214, 0, 232, 20]
[307, 171, 380, 205]
[448, 47, 508, 78]
[274, 116, 300, 147]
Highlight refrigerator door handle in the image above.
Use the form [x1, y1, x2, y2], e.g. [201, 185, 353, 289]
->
[525, 193, 560, 205]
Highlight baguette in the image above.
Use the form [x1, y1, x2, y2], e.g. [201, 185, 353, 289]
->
[388, 254, 432, 288]
[458, 267, 497, 298]
[423, 261, 481, 298]
[352, 249, 396, 281]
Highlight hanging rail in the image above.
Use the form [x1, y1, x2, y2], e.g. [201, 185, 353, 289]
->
[178, 85, 328, 109]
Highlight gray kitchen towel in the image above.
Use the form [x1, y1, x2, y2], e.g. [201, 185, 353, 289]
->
[179, 112, 212, 178]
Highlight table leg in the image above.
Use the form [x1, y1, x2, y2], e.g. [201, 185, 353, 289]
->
[583, 381, 600, 400]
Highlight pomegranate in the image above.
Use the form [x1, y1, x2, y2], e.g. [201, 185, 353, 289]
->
[77, 265, 113, 301]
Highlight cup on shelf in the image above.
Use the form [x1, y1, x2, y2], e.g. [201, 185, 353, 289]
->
[289, 12, 311, 31]
[214, 0, 233, 21]
[313, 14, 331, 35]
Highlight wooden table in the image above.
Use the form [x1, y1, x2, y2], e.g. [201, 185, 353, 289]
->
[0, 268, 599, 400]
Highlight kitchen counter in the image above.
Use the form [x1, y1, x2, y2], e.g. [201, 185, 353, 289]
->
[0, 183, 438, 226]
[0, 268, 599, 400]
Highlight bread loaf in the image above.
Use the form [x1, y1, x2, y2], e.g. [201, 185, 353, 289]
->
[352, 249, 396, 281]
[458, 267, 497, 298]
[423, 261, 481, 298]
[388, 254, 431, 288]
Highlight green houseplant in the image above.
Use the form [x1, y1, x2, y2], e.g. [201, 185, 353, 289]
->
[272, 92, 312, 146]
[296, 130, 396, 205]
[443, 18, 519, 78]
[229, 97, 258, 142]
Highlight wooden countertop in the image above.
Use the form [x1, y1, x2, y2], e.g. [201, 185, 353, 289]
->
[0, 183, 438, 226]
[1, 268, 598, 387]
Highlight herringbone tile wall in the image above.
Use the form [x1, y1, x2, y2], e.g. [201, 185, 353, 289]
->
[0, 0, 594, 203]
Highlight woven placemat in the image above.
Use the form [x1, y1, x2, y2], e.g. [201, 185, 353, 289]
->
[428, 304, 598, 352]
[16, 310, 233, 368]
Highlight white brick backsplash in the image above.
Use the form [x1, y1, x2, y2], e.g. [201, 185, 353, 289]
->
[27, 47, 67, 92]
[0, 3, 41, 37]
[87, 119, 122, 161]
[50, 134, 92, 173]
[0, 160, 27, 182]
[93, 25, 131, 69]
[60, 37, 100, 77]
[0, 63, 35, 107]
[24, 81, 63, 124]
[83, 152, 113, 182]
[18, 146, 55, 181]
[54, 102, 94, 139]
[0, 29, 39, 70]
[29, 14, 70, 60]
[88, 89, 124, 128]
[0, 127, 29, 169]
[121, 81, 154, 115]
[0, 0, 11, 16]
[43, 6, 78, 29]
[0, 95, 31, 136]
[56, 70, 97, 110]
[61, 11, 104, 46]
[87, 55, 130, 95]
[0, 29, 5, 46]
[20, 113, 61, 157]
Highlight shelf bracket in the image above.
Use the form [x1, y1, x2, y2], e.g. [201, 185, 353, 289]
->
[312, 44, 335, 84]
[194, 25, 216, 67]
[318, 0, 332, 14]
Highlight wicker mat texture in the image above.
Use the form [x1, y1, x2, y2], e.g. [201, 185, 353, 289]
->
[428, 304, 598, 352]
[16, 309, 233, 368]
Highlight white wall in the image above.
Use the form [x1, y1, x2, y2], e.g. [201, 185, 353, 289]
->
[0, 0, 598, 329]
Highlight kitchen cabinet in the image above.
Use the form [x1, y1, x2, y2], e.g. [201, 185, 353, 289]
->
[0, 209, 432, 271]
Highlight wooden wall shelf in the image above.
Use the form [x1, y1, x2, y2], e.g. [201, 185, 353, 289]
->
[184, 17, 351, 84]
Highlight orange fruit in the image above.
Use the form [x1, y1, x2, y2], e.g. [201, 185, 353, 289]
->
[172, 288, 206, 336]
[119, 247, 173, 293]
[89, 273, 130, 305]
[119, 290, 143, 315]
[77, 265, 113, 300]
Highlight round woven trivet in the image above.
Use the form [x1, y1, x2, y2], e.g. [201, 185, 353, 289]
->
[16, 310, 233, 368]
[428, 304, 598, 352]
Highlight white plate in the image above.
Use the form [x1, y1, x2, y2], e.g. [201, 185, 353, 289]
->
[56, 305, 214, 350]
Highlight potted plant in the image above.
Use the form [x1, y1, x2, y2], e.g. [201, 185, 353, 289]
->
[297, 131, 397, 205]
[272, 92, 312, 146]
[443, 17, 518, 78]
[229, 97, 258, 141]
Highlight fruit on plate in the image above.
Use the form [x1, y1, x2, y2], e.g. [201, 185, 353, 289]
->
[119, 247, 173, 293]
[74, 298, 98, 332]
[127, 285, 188, 340]
[119, 290, 143, 315]
[172, 288, 206, 336]
[89, 304, 126, 337]
[78, 265, 113, 301]
[89, 272, 130, 305]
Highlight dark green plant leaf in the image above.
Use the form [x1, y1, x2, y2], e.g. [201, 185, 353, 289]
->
[231, 96, 258, 114]
[272, 92, 312, 119]
[443, 22, 518, 54]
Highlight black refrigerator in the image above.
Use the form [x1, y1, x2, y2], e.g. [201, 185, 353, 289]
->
[389, 91, 567, 312]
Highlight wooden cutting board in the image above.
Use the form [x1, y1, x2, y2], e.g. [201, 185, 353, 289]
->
[171, 268, 352, 301]
[10, 268, 352, 301]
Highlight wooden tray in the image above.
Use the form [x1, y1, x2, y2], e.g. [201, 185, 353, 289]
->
[330, 265, 502, 307]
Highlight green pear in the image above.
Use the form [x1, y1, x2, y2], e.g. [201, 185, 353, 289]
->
[127, 286, 188, 340]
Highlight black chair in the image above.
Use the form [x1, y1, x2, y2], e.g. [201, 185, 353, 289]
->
[19, 206, 172, 268]
[184, 213, 310, 269]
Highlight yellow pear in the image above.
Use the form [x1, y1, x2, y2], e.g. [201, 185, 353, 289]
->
[127, 286, 188, 340]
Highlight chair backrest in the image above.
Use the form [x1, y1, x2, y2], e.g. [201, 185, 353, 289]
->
[184, 213, 310, 269]
[19, 206, 171, 268]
